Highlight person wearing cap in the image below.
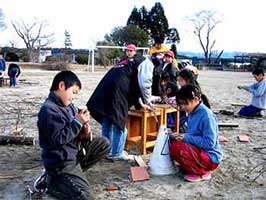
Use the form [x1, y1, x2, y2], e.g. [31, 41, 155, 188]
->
[161, 50, 178, 94]
[152, 50, 178, 97]
[125, 44, 137, 58]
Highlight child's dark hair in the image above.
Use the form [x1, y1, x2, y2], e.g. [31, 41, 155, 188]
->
[179, 68, 197, 85]
[252, 68, 264, 76]
[50, 70, 82, 91]
[176, 84, 202, 105]
[179, 69, 211, 108]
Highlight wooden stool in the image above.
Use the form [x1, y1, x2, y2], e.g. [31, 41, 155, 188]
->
[126, 107, 164, 155]
[3, 77, 9, 86]
[154, 104, 179, 133]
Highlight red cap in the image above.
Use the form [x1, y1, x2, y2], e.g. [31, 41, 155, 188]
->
[126, 44, 136, 51]
[164, 50, 174, 58]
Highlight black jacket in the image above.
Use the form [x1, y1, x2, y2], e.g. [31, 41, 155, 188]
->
[8, 63, 21, 77]
[87, 56, 145, 130]
[152, 62, 178, 96]
[38, 92, 82, 173]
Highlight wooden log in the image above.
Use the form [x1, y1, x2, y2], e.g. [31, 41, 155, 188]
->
[0, 135, 35, 145]
[218, 122, 239, 128]
[231, 102, 246, 107]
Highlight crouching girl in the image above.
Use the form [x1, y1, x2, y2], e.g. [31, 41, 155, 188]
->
[170, 84, 223, 182]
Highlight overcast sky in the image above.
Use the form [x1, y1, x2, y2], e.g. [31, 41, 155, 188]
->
[1, 0, 265, 53]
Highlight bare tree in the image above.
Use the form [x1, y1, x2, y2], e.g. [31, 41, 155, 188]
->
[11, 19, 54, 62]
[188, 10, 223, 65]
[0, 8, 6, 32]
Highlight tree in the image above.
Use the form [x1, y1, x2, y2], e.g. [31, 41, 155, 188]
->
[127, 6, 150, 34]
[127, 7, 140, 26]
[64, 30, 72, 49]
[149, 2, 169, 40]
[11, 19, 54, 62]
[0, 8, 6, 32]
[188, 10, 223, 65]
[109, 25, 149, 47]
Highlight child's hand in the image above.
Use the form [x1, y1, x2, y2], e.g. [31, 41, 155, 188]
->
[76, 109, 90, 125]
[78, 122, 92, 141]
[237, 86, 243, 89]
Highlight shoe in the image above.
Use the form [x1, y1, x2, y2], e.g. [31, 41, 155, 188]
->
[33, 170, 47, 193]
[112, 150, 135, 161]
[184, 172, 211, 182]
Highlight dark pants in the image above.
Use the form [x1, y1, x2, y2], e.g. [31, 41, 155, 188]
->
[0, 77, 3, 87]
[9, 76, 16, 87]
[239, 104, 262, 116]
[46, 137, 110, 200]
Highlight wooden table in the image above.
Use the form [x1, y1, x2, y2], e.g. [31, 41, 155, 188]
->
[153, 104, 179, 133]
[126, 107, 164, 155]
[126, 104, 179, 155]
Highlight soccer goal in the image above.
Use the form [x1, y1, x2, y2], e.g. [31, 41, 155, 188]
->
[88, 45, 150, 72]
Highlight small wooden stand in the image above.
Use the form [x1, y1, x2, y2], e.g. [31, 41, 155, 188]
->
[126, 104, 179, 155]
[153, 104, 179, 133]
[126, 107, 163, 155]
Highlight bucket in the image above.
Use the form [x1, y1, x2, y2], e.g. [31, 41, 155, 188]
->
[148, 125, 176, 175]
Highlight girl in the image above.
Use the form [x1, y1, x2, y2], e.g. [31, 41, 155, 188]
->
[169, 84, 223, 182]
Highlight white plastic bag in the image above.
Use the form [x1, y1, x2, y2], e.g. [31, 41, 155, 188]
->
[148, 125, 176, 175]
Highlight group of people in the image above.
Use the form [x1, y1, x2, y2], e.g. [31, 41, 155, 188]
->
[32, 40, 266, 199]
[0, 51, 21, 87]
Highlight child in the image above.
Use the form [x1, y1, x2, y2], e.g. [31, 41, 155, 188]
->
[8, 63, 21, 87]
[170, 84, 223, 182]
[0, 51, 6, 87]
[177, 69, 210, 108]
[87, 54, 154, 161]
[238, 68, 266, 116]
[125, 44, 137, 58]
[35, 71, 110, 199]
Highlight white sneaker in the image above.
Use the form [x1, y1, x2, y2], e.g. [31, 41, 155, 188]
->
[112, 150, 135, 161]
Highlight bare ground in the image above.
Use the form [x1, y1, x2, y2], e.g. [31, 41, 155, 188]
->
[0, 67, 265, 200]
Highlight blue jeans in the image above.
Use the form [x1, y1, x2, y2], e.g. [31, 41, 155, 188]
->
[10, 76, 16, 86]
[239, 104, 262, 116]
[102, 117, 127, 156]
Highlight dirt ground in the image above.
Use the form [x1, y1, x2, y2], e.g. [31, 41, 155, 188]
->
[0, 67, 265, 200]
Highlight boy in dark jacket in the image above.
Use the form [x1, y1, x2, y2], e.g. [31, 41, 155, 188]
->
[8, 63, 21, 87]
[34, 71, 110, 199]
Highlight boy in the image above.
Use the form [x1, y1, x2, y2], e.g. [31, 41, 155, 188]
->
[238, 68, 266, 116]
[170, 84, 223, 182]
[35, 71, 110, 199]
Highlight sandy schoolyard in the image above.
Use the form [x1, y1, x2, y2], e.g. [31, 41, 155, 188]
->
[0, 67, 265, 199]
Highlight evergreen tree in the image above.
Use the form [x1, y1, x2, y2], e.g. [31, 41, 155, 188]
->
[139, 6, 150, 34]
[127, 7, 140, 26]
[149, 2, 169, 40]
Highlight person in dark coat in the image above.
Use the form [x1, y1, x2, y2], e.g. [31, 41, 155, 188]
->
[8, 63, 21, 87]
[87, 54, 154, 161]
[152, 50, 178, 97]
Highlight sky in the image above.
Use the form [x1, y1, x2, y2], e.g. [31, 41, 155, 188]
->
[0, 0, 266, 53]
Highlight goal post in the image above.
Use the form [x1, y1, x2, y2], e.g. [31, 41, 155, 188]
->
[88, 45, 150, 72]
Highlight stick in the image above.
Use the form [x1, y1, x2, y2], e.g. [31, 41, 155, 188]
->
[0, 135, 35, 145]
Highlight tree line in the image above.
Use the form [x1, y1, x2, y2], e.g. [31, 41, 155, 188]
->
[0, 3, 223, 66]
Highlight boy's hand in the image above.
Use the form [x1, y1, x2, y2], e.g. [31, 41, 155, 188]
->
[76, 109, 90, 125]
[237, 86, 243, 89]
[78, 122, 92, 141]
